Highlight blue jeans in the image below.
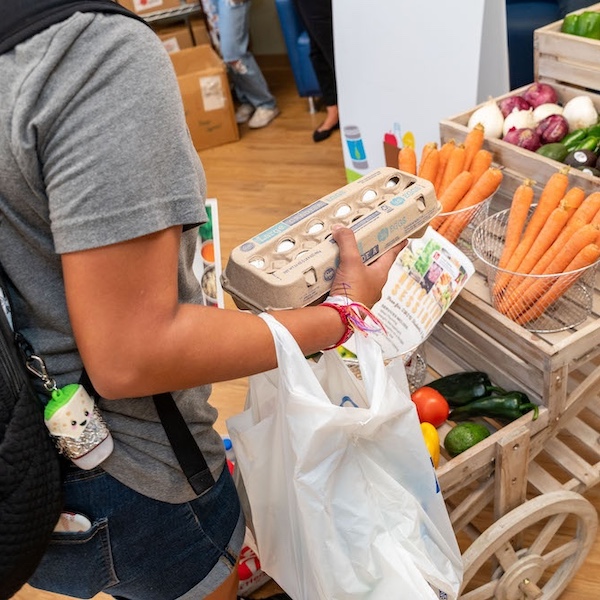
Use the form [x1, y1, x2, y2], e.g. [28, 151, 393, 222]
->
[29, 464, 244, 600]
[212, 0, 276, 109]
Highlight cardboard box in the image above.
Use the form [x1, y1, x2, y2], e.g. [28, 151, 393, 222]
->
[169, 45, 239, 152]
[118, 0, 182, 16]
[439, 82, 600, 209]
[221, 168, 441, 313]
[189, 15, 211, 47]
[152, 22, 194, 54]
[534, 3, 600, 93]
[153, 22, 194, 53]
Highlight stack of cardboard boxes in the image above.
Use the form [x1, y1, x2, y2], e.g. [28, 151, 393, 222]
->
[118, 0, 238, 152]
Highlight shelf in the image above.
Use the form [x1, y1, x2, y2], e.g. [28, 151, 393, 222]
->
[143, 2, 201, 24]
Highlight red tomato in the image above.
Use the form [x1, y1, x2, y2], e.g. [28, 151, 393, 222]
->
[410, 386, 449, 427]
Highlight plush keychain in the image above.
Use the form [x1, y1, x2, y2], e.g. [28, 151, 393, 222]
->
[44, 383, 113, 470]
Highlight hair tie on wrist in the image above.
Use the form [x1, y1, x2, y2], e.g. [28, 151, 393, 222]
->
[321, 298, 386, 351]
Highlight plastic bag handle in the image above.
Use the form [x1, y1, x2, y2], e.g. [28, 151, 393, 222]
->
[259, 313, 388, 413]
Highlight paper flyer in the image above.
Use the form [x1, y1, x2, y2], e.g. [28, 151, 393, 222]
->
[368, 227, 475, 360]
[193, 197, 225, 308]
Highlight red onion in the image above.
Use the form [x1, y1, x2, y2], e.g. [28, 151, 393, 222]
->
[503, 127, 543, 152]
[498, 95, 531, 118]
[535, 114, 569, 144]
[522, 83, 558, 108]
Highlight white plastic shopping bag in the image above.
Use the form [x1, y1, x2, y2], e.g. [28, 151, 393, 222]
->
[227, 314, 463, 600]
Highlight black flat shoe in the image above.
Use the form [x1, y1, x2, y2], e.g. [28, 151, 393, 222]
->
[313, 121, 339, 142]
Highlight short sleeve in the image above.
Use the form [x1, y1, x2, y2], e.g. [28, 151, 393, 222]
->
[38, 13, 207, 253]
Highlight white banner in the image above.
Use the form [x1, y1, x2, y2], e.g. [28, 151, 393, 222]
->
[333, 0, 510, 181]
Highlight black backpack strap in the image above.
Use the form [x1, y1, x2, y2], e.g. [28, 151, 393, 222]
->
[79, 370, 215, 496]
[152, 392, 216, 495]
[0, 0, 150, 55]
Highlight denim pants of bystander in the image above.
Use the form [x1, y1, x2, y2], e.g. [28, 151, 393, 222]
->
[210, 0, 277, 110]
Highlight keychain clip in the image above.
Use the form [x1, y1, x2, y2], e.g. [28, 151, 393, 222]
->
[26, 354, 57, 392]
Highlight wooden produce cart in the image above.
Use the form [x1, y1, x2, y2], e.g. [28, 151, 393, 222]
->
[426, 11, 600, 595]
[423, 188, 600, 598]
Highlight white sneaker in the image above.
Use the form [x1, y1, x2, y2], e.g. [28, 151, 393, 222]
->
[248, 106, 280, 129]
[235, 103, 255, 124]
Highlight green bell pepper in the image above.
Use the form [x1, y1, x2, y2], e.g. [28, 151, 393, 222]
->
[575, 11, 600, 40]
[561, 14, 580, 35]
[561, 11, 600, 39]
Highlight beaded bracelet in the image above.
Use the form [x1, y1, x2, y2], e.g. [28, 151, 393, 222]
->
[321, 296, 386, 351]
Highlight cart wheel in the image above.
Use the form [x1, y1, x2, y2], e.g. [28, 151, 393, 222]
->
[460, 490, 598, 600]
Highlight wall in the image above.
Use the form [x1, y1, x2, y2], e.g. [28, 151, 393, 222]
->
[249, 0, 286, 55]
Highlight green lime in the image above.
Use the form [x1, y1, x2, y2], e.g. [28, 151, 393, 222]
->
[444, 422, 491, 457]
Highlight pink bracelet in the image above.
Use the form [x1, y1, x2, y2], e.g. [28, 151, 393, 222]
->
[321, 299, 386, 351]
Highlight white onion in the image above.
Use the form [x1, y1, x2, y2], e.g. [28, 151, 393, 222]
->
[502, 108, 535, 137]
[532, 103, 563, 124]
[562, 96, 599, 131]
[467, 98, 504, 139]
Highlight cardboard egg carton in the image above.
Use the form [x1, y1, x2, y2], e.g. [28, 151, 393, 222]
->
[221, 167, 441, 312]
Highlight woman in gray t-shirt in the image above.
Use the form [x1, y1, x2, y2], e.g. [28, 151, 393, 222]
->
[0, 9, 402, 600]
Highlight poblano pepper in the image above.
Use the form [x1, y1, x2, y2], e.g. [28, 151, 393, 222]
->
[427, 371, 507, 407]
[449, 391, 539, 422]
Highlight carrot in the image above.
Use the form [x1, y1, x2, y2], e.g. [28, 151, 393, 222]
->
[433, 140, 456, 195]
[439, 170, 473, 213]
[418, 142, 437, 178]
[437, 144, 466, 198]
[568, 191, 600, 225]
[398, 145, 417, 175]
[515, 243, 600, 325]
[560, 186, 585, 219]
[525, 217, 587, 277]
[525, 191, 600, 277]
[493, 169, 569, 295]
[418, 144, 440, 184]
[514, 202, 572, 276]
[430, 171, 473, 230]
[451, 167, 503, 211]
[437, 168, 502, 242]
[463, 123, 485, 171]
[524, 169, 570, 231]
[497, 179, 534, 270]
[468, 149, 493, 183]
[500, 223, 600, 317]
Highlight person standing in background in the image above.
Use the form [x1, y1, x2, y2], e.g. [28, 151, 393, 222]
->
[293, 0, 338, 142]
[204, 0, 280, 128]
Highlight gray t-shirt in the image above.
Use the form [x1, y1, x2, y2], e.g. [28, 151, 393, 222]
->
[0, 11, 225, 503]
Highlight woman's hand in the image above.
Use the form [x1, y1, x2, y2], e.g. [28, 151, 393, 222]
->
[328, 225, 406, 308]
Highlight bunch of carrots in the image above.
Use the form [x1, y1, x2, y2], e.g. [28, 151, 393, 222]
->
[490, 169, 600, 325]
[397, 124, 503, 244]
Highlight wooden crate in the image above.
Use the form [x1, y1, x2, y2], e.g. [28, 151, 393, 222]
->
[534, 3, 600, 92]
[439, 82, 600, 210]
[424, 235, 600, 521]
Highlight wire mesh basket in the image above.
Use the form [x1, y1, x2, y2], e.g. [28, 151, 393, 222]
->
[432, 195, 492, 261]
[472, 208, 599, 333]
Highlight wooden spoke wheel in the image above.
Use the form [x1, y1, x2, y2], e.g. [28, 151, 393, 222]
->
[459, 490, 598, 600]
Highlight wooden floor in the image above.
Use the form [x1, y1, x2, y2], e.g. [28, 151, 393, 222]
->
[13, 56, 600, 600]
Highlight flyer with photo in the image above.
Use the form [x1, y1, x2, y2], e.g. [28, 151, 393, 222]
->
[192, 198, 225, 308]
[369, 227, 475, 360]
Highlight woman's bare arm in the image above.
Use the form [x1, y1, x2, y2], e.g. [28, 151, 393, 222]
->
[62, 225, 402, 399]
